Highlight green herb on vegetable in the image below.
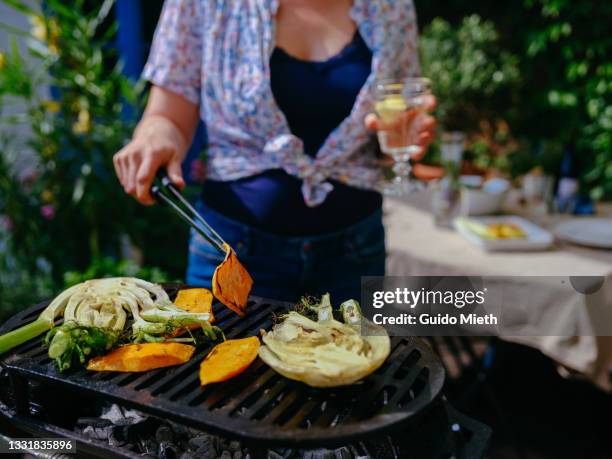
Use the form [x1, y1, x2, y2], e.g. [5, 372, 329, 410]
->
[258, 294, 390, 388]
[45, 323, 127, 372]
[0, 277, 222, 370]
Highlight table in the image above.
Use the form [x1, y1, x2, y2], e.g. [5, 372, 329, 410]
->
[383, 191, 612, 391]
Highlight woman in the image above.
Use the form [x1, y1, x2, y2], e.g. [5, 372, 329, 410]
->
[114, 0, 436, 302]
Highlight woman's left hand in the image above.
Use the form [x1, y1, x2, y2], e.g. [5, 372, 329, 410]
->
[364, 94, 437, 162]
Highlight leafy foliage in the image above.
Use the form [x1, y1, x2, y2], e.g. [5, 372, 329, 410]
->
[522, 0, 612, 198]
[416, 0, 612, 197]
[63, 257, 171, 289]
[420, 15, 520, 132]
[0, 0, 188, 314]
[0, 222, 54, 321]
[419, 15, 524, 174]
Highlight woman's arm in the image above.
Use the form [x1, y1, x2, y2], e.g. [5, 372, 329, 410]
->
[113, 86, 200, 205]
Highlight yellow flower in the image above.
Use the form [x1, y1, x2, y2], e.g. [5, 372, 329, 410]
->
[41, 143, 58, 158]
[48, 43, 59, 55]
[29, 15, 47, 42]
[41, 190, 54, 203]
[42, 100, 61, 113]
[47, 19, 60, 55]
[0, 52, 5, 71]
[29, 15, 60, 55]
[72, 110, 91, 135]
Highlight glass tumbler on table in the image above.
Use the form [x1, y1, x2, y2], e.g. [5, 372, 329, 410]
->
[374, 78, 432, 196]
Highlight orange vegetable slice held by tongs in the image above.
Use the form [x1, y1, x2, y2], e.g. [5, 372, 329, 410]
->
[151, 173, 253, 316]
[212, 243, 253, 316]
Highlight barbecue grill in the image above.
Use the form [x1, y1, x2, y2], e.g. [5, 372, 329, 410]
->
[0, 287, 490, 458]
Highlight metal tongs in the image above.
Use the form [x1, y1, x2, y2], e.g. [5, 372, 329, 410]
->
[151, 173, 226, 254]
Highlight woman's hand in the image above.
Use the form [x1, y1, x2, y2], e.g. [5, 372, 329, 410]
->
[113, 116, 188, 205]
[113, 86, 200, 205]
[364, 94, 437, 162]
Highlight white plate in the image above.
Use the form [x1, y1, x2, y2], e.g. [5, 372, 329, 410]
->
[454, 216, 554, 252]
[554, 218, 612, 249]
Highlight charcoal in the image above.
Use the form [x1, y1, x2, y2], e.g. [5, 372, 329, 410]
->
[305, 450, 337, 459]
[195, 444, 217, 458]
[189, 433, 218, 452]
[180, 453, 196, 459]
[141, 438, 158, 456]
[334, 447, 352, 459]
[190, 434, 218, 458]
[228, 441, 241, 452]
[219, 450, 232, 459]
[76, 417, 114, 430]
[102, 404, 147, 426]
[233, 451, 243, 459]
[267, 451, 284, 459]
[156, 425, 175, 443]
[171, 422, 193, 438]
[110, 425, 130, 447]
[81, 425, 113, 441]
[159, 442, 179, 459]
[271, 448, 292, 458]
[130, 418, 162, 440]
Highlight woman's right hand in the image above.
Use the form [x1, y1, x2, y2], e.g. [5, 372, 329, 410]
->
[113, 115, 188, 205]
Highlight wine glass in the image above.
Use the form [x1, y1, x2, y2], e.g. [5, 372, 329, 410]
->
[374, 78, 432, 196]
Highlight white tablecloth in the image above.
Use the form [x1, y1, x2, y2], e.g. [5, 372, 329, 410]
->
[383, 192, 612, 391]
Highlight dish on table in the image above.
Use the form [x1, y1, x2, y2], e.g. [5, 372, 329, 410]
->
[454, 216, 554, 251]
[554, 218, 612, 249]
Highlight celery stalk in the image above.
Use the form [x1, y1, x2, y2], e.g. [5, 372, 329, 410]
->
[0, 319, 53, 355]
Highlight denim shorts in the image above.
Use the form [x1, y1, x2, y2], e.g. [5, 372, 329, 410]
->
[186, 203, 386, 303]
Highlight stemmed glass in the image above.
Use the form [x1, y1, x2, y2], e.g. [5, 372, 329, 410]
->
[374, 78, 432, 196]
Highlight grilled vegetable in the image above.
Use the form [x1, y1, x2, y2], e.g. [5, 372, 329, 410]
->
[199, 336, 260, 386]
[175, 288, 215, 322]
[0, 278, 222, 371]
[87, 343, 195, 372]
[45, 323, 127, 371]
[212, 243, 253, 317]
[171, 288, 215, 338]
[258, 294, 390, 388]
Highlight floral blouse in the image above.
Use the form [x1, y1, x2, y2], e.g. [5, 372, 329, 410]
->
[143, 0, 420, 206]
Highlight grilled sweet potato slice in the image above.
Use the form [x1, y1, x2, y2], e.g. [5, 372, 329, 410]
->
[87, 343, 195, 372]
[175, 288, 215, 322]
[199, 336, 260, 386]
[212, 243, 253, 316]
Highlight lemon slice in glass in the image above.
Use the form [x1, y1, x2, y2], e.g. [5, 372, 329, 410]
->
[375, 95, 407, 123]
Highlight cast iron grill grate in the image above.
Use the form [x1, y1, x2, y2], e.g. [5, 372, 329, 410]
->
[0, 289, 445, 449]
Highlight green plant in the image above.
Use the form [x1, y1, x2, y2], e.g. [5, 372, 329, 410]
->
[0, 222, 54, 322]
[0, 0, 143, 275]
[522, 0, 612, 199]
[507, 140, 565, 179]
[420, 15, 521, 132]
[63, 257, 171, 288]
[0, 0, 189, 309]
[415, 0, 611, 199]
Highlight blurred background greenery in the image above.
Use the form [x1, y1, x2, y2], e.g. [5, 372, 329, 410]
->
[0, 0, 610, 320]
[417, 0, 611, 193]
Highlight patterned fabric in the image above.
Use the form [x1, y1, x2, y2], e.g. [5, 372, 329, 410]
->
[143, 0, 421, 206]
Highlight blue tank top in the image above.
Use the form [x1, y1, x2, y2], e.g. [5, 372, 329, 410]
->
[202, 31, 381, 235]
